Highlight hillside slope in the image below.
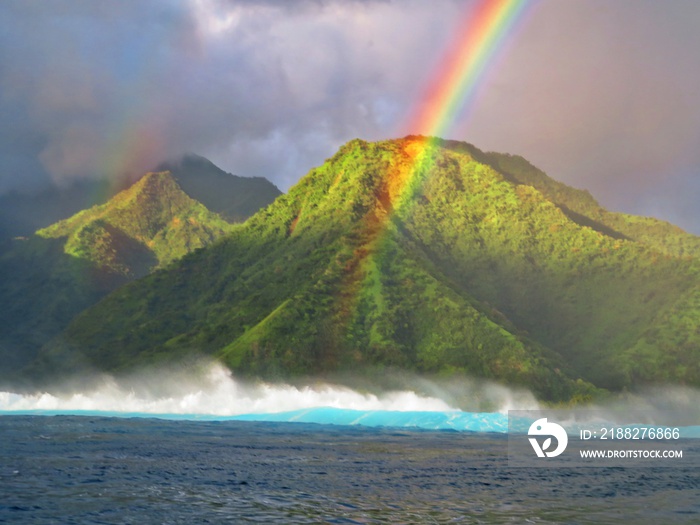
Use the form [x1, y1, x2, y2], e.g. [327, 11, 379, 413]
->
[37, 171, 233, 276]
[33, 137, 700, 400]
[0, 172, 235, 382]
[0, 155, 281, 243]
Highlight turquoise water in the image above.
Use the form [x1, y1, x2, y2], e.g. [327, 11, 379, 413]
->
[3, 407, 700, 436]
[0, 407, 510, 431]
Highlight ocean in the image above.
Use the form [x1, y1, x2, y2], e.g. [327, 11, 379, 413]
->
[2, 367, 700, 523]
[2, 413, 699, 524]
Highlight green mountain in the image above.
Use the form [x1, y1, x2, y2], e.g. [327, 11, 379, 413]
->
[0, 169, 272, 383]
[0, 155, 281, 242]
[37, 171, 234, 277]
[31, 137, 700, 401]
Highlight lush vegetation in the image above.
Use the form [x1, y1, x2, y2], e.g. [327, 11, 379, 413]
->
[0, 154, 280, 243]
[480, 147, 700, 258]
[0, 168, 276, 383]
[37, 171, 234, 276]
[30, 137, 700, 400]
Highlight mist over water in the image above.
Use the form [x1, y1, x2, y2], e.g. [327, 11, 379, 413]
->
[0, 363, 540, 417]
[580, 386, 700, 428]
[1, 363, 698, 432]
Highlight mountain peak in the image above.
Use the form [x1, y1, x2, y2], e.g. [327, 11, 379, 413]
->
[37, 170, 233, 277]
[156, 154, 282, 222]
[26, 136, 700, 399]
[156, 154, 218, 174]
[0, 159, 284, 381]
[107, 170, 173, 204]
[133, 169, 179, 190]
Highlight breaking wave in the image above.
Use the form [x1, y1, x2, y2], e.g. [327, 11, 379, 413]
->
[2, 363, 698, 434]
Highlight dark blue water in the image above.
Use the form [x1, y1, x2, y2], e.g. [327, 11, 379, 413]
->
[1, 415, 699, 524]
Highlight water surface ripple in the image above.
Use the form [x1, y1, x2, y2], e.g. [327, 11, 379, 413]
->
[1, 416, 698, 524]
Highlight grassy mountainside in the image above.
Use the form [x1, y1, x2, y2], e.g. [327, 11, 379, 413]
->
[37, 171, 234, 276]
[0, 155, 281, 242]
[34, 137, 700, 399]
[33, 137, 700, 400]
[480, 148, 700, 258]
[0, 171, 249, 383]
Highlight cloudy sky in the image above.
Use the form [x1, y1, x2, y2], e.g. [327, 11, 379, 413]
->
[1, 0, 699, 231]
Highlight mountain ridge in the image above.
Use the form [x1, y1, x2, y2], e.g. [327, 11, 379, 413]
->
[0, 154, 282, 241]
[26, 136, 700, 400]
[0, 165, 277, 385]
[37, 170, 234, 277]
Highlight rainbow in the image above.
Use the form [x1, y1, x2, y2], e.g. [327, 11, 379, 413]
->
[382, 0, 533, 214]
[385, 0, 533, 215]
[405, 0, 531, 139]
[336, 0, 532, 334]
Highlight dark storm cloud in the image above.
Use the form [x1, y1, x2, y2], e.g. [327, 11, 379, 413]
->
[0, 0, 443, 191]
[0, 0, 699, 231]
[464, 0, 700, 231]
[0, 0, 199, 187]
